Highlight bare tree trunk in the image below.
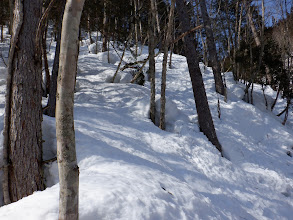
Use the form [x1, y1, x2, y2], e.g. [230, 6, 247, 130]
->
[196, 4, 207, 65]
[0, 25, 3, 42]
[138, 0, 143, 49]
[134, 0, 139, 57]
[149, 0, 156, 123]
[159, 0, 175, 130]
[102, 0, 108, 52]
[244, 0, 271, 95]
[271, 88, 280, 111]
[42, 21, 50, 97]
[8, 0, 14, 35]
[236, 1, 244, 80]
[3, 0, 44, 204]
[199, 0, 225, 96]
[169, 23, 174, 68]
[87, 14, 93, 44]
[176, 0, 222, 154]
[246, 1, 261, 46]
[154, 0, 161, 35]
[44, 0, 66, 117]
[233, 0, 240, 80]
[56, 0, 85, 219]
[282, 99, 291, 125]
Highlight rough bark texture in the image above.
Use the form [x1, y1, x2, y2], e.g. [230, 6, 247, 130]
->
[176, 0, 222, 154]
[149, 0, 156, 124]
[159, 0, 175, 130]
[199, 0, 225, 96]
[3, 0, 44, 204]
[56, 0, 85, 219]
[44, 0, 66, 117]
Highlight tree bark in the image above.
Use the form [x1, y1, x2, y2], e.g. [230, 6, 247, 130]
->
[154, 0, 161, 35]
[8, 0, 13, 35]
[149, 0, 156, 124]
[0, 25, 3, 42]
[3, 0, 44, 204]
[134, 0, 139, 57]
[56, 0, 85, 219]
[176, 0, 222, 154]
[159, 0, 175, 130]
[102, 0, 108, 52]
[44, 0, 66, 117]
[42, 22, 50, 97]
[246, 1, 261, 46]
[199, 0, 225, 96]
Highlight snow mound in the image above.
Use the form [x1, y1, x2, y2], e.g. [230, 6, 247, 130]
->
[96, 51, 120, 64]
[88, 42, 102, 54]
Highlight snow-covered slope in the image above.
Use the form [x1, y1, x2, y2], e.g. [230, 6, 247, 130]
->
[0, 35, 292, 219]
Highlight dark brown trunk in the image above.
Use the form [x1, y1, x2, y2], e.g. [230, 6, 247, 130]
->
[8, 0, 13, 35]
[102, 0, 108, 52]
[199, 0, 225, 96]
[42, 22, 50, 97]
[44, 0, 66, 117]
[0, 25, 3, 42]
[271, 89, 280, 111]
[3, 0, 44, 204]
[176, 0, 222, 154]
[149, 0, 156, 124]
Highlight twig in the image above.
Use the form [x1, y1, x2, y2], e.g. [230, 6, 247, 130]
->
[35, 0, 57, 56]
[171, 25, 202, 45]
[0, 52, 7, 67]
[43, 157, 57, 164]
[112, 43, 127, 83]
[130, 51, 161, 83]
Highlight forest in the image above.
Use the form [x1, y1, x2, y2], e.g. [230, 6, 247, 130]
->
[0, 0, 292, 219]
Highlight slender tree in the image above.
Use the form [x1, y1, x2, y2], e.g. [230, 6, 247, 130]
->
[198, 0, 225, 96]
[159, 0, 175, 130]
[149, 0, 156, 124]
[56, 0, 85, 219]
[3, 0, 44, 204]
[44, 0, 66, 117]
[102, 0, 108, 52]
[176, 0, 222, 154]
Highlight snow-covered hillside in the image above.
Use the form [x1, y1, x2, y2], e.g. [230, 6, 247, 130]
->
[0, 30, 292, 219]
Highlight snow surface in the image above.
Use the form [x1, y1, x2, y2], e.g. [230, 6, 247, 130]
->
[0, 28, 292, 219]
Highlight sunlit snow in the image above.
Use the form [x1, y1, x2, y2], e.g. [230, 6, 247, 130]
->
[0, 27, 292, 219]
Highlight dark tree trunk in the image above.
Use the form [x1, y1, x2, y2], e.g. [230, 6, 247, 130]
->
[44, 0, 66, 117]
[42, 22, 50, 97]
[0, 25, 3, 42]
[3, 0, 44, 204]
[176, 0, 222, 154]
[149, 0, 156, 124]
[199, 0, 225, 96]
[159, 0, 175, 130]
[102, 0, 108, 52]
[8, 0, 13, 35]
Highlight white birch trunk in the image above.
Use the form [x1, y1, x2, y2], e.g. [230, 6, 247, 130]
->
[56, 0, 85, 219]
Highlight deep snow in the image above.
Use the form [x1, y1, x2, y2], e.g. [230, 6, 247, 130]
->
[0, 28, 292, 219]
